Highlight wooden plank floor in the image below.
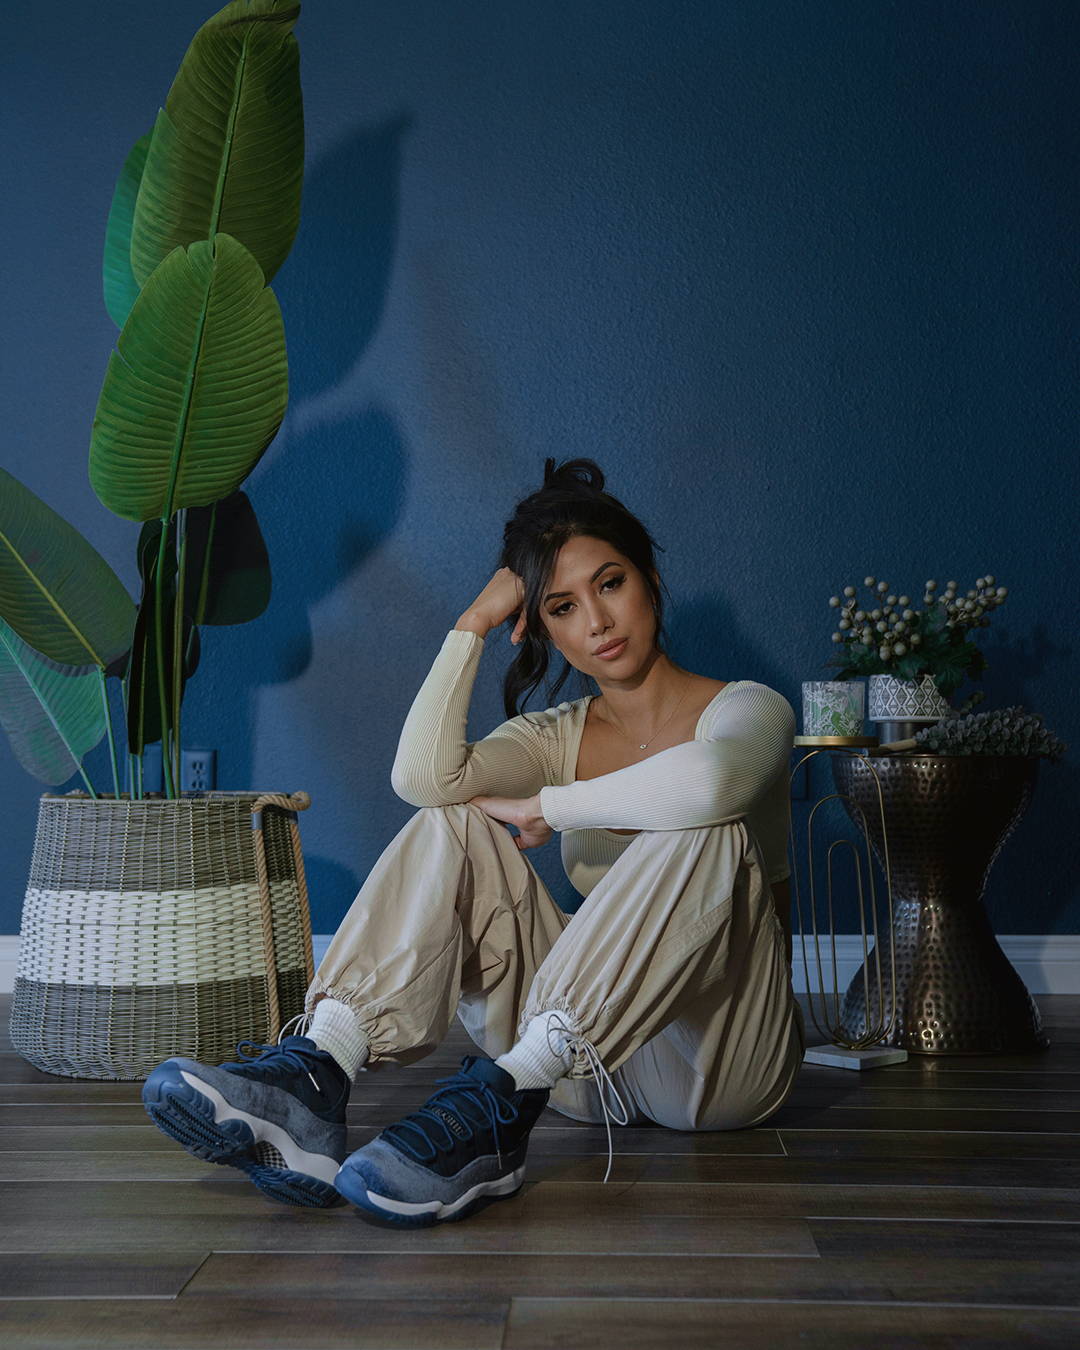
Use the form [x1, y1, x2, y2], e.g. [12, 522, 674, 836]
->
[1, 991, 1078, 1348]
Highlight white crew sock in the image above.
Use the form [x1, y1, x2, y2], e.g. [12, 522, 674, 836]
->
[307, 998, 370, 1080]
[495, 1013, 577, 1091]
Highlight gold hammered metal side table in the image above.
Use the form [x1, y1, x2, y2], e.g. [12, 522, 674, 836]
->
[790, 738, 909, 1071]
[830, 753, 1048, 1055]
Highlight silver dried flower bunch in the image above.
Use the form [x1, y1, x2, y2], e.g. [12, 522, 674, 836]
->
[914, 706, 1066, 760]
[825, 574, 1008, 699]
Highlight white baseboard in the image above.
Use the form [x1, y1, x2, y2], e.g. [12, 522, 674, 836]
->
[2, 934, 1079, 996]
[785, 933, 1080, 996]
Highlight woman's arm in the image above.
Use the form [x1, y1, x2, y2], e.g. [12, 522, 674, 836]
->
[390, 628, 551, 807]
[536, 681, 795, 832]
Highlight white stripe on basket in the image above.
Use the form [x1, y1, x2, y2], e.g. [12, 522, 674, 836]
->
[16, 884, 303, 986]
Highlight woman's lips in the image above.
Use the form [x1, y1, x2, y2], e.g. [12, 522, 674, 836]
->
[595, 638, 628, 660]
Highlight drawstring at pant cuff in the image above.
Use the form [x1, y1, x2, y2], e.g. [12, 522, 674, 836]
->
[278, 1010, 313, 1041]
[541, 1010, 630, 1184]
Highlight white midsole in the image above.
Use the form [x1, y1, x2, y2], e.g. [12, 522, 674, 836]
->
[179, 1070, 340, 1185]
[348, 1164, 526, 1218]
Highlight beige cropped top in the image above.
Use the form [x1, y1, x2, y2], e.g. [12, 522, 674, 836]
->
[390, 629, 796, 899]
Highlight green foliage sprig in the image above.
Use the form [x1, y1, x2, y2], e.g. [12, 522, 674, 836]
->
[914, 706, 1066, 760]
[824, 574, 1007, 700]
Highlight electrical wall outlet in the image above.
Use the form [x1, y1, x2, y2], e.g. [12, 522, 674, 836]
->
[180, 748, 217, 792]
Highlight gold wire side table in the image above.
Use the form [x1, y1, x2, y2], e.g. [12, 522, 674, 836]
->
[790, 737, 909, 1071]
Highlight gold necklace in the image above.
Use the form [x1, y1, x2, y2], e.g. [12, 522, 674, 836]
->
[606, 681, 693, 750]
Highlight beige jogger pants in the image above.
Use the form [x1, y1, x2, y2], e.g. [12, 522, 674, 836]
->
[305, 802, 804, 1134]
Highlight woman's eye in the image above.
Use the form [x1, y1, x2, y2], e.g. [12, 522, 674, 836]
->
[549, 575, 623, 617]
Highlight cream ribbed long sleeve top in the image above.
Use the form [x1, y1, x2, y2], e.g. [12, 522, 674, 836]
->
[390, 629, 796, 899]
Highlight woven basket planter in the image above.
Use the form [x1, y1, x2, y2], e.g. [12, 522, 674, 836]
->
[9, 790, 315, 1080]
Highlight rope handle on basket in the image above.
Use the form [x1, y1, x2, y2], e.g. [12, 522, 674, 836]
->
[250, 792, 314, 1043]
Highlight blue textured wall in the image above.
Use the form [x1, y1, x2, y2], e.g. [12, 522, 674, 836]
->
[2, 1, 1076, 937]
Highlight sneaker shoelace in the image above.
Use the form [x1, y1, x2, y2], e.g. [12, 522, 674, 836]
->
[222, 1039, 323, 1094]
[542, 1011, 630, 1184]
[382, 1069, 522, 1166]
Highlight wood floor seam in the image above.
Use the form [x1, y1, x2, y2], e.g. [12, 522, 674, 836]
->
[173, 1251, 212, 1299]
[805, 1215, 1080, 1224]
[507, 1296, 1080, 1309]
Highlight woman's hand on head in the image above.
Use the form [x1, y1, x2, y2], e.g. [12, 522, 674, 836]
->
[463, 567, 529, 644]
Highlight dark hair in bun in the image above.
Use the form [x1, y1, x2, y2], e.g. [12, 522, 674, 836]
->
[497, 458, 670, 717]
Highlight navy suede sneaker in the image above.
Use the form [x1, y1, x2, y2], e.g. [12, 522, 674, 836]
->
[142, 1035, 349, 1208]
[334, 1054, 549, 1227]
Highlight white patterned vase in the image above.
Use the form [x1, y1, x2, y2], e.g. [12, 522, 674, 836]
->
[802, 681, 866, 737]
[867, 673, 950, 724]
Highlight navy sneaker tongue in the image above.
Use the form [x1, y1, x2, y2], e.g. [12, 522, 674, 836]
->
[280, 1035, 319, 1053]
[463, 1055, 518, 1098]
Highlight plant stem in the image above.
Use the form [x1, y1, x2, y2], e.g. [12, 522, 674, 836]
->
[96, 668, 121, 798]
[77, 762, 99, 798]
[154, 515, 176, 797]
[173, 510, 186, 793]
[120, 671, 140, 800]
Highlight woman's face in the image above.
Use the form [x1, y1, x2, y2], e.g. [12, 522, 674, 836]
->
[538, 534, 659, 677]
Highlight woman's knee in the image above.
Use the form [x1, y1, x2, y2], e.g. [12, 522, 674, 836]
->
[416, 801, 488, 824]
[415, 801, 468, 817]
[405, 801, 489, 839]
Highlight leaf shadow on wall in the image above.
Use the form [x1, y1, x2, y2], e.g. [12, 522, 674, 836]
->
[277, 114, 411, 404]
[255, 405, 407, 685]
[185, 399, 408, 930]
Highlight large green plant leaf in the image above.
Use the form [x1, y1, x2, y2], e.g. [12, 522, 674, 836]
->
[103, 132, 151, 328]
[0, 615, 106, 785]
[184, 491, 271, 625]
[0, 468, 135, 668]
[90, 233, 288, 522]
[130, 0, 303, 288]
